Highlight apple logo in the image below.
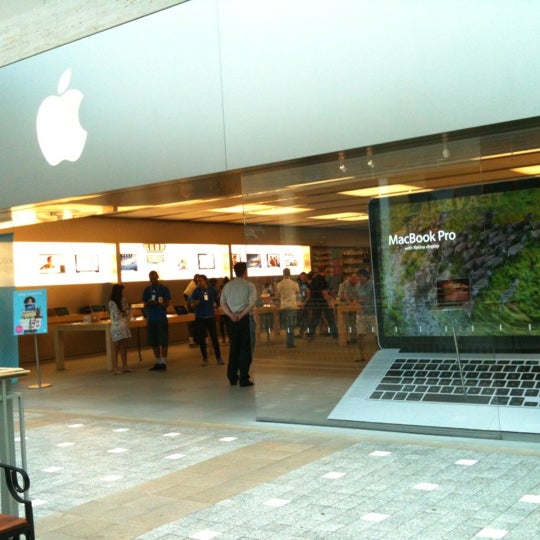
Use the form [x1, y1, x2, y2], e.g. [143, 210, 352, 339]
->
[36, 68, 87, 166]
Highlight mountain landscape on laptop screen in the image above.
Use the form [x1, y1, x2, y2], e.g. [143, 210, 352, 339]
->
[369, 178, 540, 352]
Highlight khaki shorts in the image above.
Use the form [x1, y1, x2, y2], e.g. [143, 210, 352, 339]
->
[356, 314, 377, 335]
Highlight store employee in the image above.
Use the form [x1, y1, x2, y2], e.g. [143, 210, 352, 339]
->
[142, 270, 171, 371]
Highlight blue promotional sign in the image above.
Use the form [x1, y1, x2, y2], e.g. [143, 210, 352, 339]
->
[13, 289, 48, 335]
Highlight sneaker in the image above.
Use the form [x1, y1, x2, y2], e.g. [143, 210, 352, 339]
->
[149, 363, 166, 371]
[201, 359, 209, 367]
[188, 342, 197, 348]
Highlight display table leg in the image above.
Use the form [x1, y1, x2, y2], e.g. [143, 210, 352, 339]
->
[0, 379, 17, 515]
[54, 328, 66, 370]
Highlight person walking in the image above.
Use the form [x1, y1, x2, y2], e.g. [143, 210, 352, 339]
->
[109, 283, 132, 375]
[190, 274, 224, 366]
[142, 270, 171, 371]
[220, 262, 257, 387]
[276, 268, 300, 348]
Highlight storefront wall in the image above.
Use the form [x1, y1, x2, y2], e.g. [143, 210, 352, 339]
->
[2, 0, 540, 209]
[2, 1, 539, 438]
[244, 125, 540, 439]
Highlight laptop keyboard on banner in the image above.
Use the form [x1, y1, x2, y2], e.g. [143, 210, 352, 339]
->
[369, 357, 540, 407]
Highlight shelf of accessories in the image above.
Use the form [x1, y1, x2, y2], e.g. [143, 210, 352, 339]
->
[310, 246, 370, 277]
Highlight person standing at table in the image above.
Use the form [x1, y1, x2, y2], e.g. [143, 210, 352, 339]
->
[109, 283, 132, 375]
[142, 270, 171, 371]
[276, 268, 300, 348]
[338, 271, 360, 343]
[305, 267, 338, 341]
[184, 273, 199, 348]
[190, 274, 224, 366]
[220, 262, 257, 387]
[354, 268, 378, 362]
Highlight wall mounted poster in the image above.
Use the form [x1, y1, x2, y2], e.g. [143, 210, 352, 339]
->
[120, 243, 230, 281]
[13, 288, 48, 335]
[14, 242, 117, 286]
[39, 254, 65, 273]
[198, 253, 215, 270]
[231, 244, 311, 277]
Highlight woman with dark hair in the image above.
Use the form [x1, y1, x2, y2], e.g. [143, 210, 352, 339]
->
[109, 283, 132, 375]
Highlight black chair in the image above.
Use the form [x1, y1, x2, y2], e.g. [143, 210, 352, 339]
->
[0, 463, 34, 540]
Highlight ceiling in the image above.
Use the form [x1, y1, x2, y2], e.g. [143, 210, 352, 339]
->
[5, 121, 540, 232]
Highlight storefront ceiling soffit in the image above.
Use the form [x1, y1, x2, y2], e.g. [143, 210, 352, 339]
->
[4, 123, 540, 231]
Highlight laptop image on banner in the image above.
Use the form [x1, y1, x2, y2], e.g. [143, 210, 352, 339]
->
[329, 177, 540, 436]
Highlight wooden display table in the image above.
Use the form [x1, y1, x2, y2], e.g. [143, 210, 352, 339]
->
[53, 314, 195, 371]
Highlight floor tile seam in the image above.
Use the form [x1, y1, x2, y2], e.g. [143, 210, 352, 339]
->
[26, 407, 540, 461]
[24, 406, 540, 456]
[22, 407, 374, 445]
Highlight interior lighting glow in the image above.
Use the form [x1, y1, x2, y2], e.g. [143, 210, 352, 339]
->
[339, 184, 428, 197]
[310, 212, 368, 221]
[510, 165, 540, 175]
[210, 204, 310, 215]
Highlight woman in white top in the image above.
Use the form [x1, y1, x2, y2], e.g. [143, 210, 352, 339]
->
[109, 284, 132, 375]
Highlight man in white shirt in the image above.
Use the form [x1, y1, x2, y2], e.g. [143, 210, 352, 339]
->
[276, 268, 300, 348]
[220, 262, 257, 386]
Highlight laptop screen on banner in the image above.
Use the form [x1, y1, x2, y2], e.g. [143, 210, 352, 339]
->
[369, 177, 540, 353]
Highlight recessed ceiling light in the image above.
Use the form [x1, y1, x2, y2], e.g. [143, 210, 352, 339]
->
[510, 165, 540, 175]
[471, 148, 540, 160]
[210, 204, 310, 215]
[310, 212, 368, 221]
[286, 176, 355, 188]
[339, 184, 428, 197]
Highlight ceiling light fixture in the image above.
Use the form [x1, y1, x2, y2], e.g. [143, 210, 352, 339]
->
[252, 206, 310, 216]
[310, 212, 369, 221]
[441, 133, 450, 159]
[210, 204, 310, 215]
[338, 151, 347, 173]
[286, 176, 355, 189]
[366, 147, 375, 169]
[470, 148, 540, 161]
[339, 184, 430, 198]
[510, 165, 540, 175]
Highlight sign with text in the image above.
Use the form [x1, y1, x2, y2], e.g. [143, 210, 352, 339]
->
[13, 288, 48, 335]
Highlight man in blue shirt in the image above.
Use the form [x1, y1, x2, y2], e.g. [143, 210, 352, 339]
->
[189, 274, 223, 366]
[142, 270, 171, 371]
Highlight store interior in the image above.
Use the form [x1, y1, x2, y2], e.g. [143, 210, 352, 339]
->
[9, 118, 540, 434]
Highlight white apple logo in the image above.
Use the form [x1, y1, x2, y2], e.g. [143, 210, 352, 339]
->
[36, 68, 87, 166]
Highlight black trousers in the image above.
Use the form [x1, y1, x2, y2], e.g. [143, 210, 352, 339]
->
[226, 315, 252, 384]
[195, 316, 221, 361]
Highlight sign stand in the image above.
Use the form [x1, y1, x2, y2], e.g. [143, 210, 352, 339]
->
[13, 289, 52, 389]
[27, 334, 52, 389]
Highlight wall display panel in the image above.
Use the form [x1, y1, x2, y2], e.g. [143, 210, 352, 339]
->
[369, 177, 540, 352]
[120, 243, 230, 282]
[13, 242, 117, 286]
[231, 245, 310, 277]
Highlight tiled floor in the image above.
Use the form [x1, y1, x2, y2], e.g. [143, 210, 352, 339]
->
[8, 341, 540, 539]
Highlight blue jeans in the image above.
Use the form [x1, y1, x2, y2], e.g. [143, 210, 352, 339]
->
[281, 308, 297, 347]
